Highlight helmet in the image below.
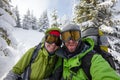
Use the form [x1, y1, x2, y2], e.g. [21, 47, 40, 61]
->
[45, 27, 62, 46]
[61, 23, 81, 42]
[62, 23, 81, 32]
[45, 27, 61, 36]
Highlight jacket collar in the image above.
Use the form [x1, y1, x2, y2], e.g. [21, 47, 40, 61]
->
[55, 38, 94, 59]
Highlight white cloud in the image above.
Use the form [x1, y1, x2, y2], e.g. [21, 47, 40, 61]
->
[11, 0, 49, 18]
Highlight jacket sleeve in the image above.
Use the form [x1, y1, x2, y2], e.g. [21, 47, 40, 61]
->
[3, 70, 21, 80]
[12, 47, 35, 74]
[91, 54, 120, 80]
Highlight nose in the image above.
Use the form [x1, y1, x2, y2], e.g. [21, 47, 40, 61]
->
[69, 39, 74, 43]
[51, 43, 56, 46]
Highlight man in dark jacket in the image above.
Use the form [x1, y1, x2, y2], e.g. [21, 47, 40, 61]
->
[54, 23, 120, 80]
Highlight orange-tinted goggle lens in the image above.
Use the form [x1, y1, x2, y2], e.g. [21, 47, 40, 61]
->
[45, 35, 58, 44]
[61, 30, 80, 42]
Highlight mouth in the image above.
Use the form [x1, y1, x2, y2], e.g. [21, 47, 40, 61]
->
[69, 44, 75, 47]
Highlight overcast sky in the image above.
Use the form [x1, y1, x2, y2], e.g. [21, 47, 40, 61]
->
[11, 0, 73, 18]
[11, 0, 50, 18]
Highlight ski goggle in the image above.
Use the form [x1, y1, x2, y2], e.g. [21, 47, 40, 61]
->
[61, 30, 81, 42]
[45, 34, 59, 44]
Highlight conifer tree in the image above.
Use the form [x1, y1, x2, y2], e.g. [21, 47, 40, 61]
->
[51, 9, 60, 27]
[0, 0, 16, 56]
[38, 10, 49, 32]
[59, 15, 70, 27]
[22, 9, 32, 29]
[73, 0, 120, 56]
[22, 9, 38, 30]
[31, 13, 37, 30]
[13, 6, 21, 28]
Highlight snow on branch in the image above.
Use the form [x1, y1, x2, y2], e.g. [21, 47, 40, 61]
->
[110, 19, 120, 25]
[97, 0, 116, 10]
[78, 20, 95, 31]
[100, 24, 115, 34]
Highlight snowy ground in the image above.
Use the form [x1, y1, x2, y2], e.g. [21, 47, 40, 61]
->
[0, 28, 44, 80]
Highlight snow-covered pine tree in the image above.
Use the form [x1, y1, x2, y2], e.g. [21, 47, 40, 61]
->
[73, 0, 120, 52]
[58, 15, 71, 28]
[22, 9, 32, 30]
[22, 10, 38, 30]
[73, 0, 120, 66]
[12, 6, 21, 28]
[31, 13, 37, 30]
[0, 0, 12, 15]
[0, 0, 17, 57]
[38, 10, 49, 32]
[51, 9, 60, 27]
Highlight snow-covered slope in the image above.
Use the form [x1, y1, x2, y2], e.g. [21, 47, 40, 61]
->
[0, 28, 44, 80]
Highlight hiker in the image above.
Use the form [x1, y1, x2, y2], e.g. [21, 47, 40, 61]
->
[54, 23, 120, 80]
[4, 27, 62, 80]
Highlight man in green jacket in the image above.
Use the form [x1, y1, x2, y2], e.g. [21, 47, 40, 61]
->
[4, 27, 62, 80]
[54, 23, 120, 80]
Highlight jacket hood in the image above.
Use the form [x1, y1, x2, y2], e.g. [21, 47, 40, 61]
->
[82, 38, 94, 50]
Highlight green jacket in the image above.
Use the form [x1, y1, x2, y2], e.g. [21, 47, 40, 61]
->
[62, 38, 120, 80]
[12, 43, 58, 80]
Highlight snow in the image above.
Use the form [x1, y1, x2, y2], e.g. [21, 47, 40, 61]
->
[0, 0, 120, 80]
[109, 49, 120, 61]
[13, 28, 44, 52]
[0, 28, 44, 80]
[0, 8, 16, 27]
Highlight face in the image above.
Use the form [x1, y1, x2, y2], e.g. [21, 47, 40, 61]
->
[45, 42, 59, 53]
[65, 40, 79, 52]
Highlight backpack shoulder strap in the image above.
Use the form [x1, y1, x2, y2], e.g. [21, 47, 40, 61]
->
[70, 50, 96, 80]
[23, 42, 42, 80]
[81, 50, 96, 80]
[99, 51, 116, 70]
[30, 43, 42, 63]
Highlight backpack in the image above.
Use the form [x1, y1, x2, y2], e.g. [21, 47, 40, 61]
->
[81, 27, 109, 52]
[71, 27, 120, 80]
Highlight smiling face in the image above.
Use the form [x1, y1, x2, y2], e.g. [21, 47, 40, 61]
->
[65, 40, 79, 53]
[45, 42, 59, 53]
